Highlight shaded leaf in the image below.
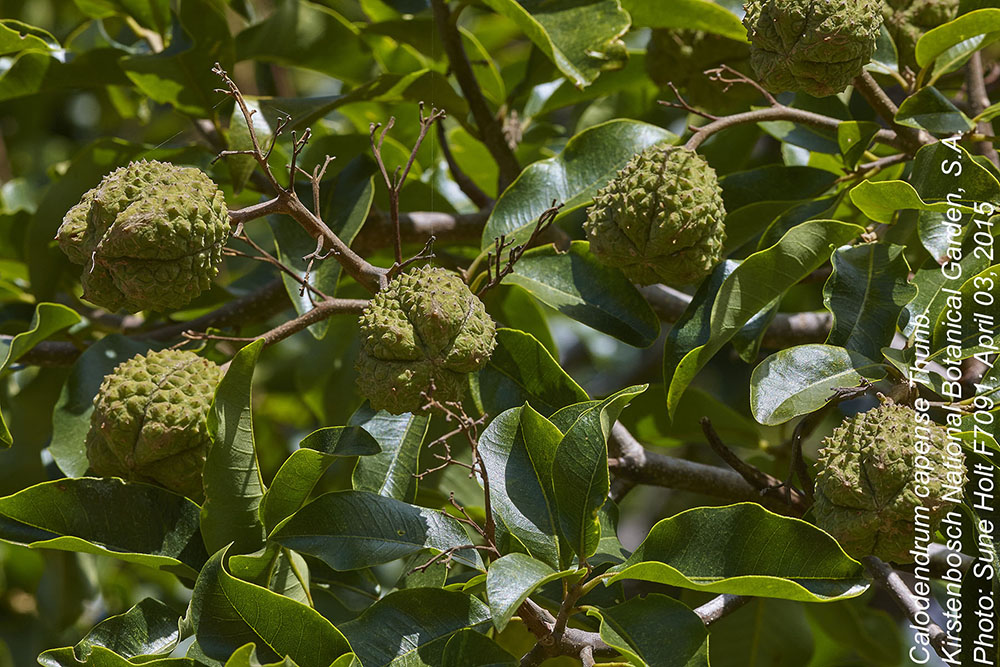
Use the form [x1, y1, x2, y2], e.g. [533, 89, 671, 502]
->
[586, 594, 709, 667]
[895, 87, 973, 134]
[350, 403, 429, 503]
[441, 630, 516, 667]
[485, 553, 580, 631]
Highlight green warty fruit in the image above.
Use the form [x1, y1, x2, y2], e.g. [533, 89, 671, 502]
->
[813, 401, 965, 562]
[583, 144, 726, 286]
[743, 0, 883, 97]
[355, 266, 496, 415]
[57, 159, 229, 313]
[86, 349, 223, 500]
[883, 0, 959, 68]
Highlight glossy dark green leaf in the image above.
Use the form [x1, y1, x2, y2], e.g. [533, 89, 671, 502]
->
[479, 0, 629, 87]
[585, 594, 709, 667]
[37, 598, 181, 666]
[350, 403, 429, 503]
[482, 285, 556, 356]
[503, 241, 660, 347]
[121, 0, 234, 116]
[0, 302, 80, 446]
[190, 547, 352, 666]
[261, 426, 381, 533]
[478, 405, 563, 568]
[203, 340, 266, 555]
[236, 1, 373, 85]
[222, 642, 310, 667]
[341, 588, 490, 667]
[750, 344, 886, 426]
[895, 87, 973, 134]
[271, 490, 482, 571]
[607, 503, 868, 601]
[228, 543, 312, 606]
[482, 120, 675, 248]
[478, 328, 587, 418]
[553, 385, 645, 560]
[50, 335, 155, 477]
[823, 244, 917, 360]
[440, 629, 516, 667]
[666, 220, 863, 418]
[621, 0, 745, 39]
[0, 478, 208, 579]
[485, 553, 580, 631]
[39, 647, 197, 667]
[720, 166, 837, 214]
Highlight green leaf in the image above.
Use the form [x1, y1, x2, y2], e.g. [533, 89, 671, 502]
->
[482, 120, 675, 248]
[203, 340, 266, 555]
[553, 385, 645, 560]
[0, 478, 208, 579]
[479, 0, 629, 88]
[621, 0, 745, 39]
[260, 426, 381, 533]
[0, 302, 80, 447]
[350, 403, 429, 503]
[666, 220, 864, 418]
[121, 0, 234, 116]
[585, 594, 709, 667]
[837, 121, 881, 170]
[270, 490, 483, 571]
[236, 0, 373, 85]
[710, 599, 814, 667]
[341, 588, 491, 667]
[441, 630, 516, 667]
[50, 335, 155, 477]
[750, 345, 886, 426]
[478, 328, 588, 417]
[929, 263, 1000, 360]
[38, 647, 197, 667]
[229, 543, 312, 606]
[222, 642, 310, 667]
[607, 503, 868, 602]
[37, 598, 181, 666]
[485, 554, 580, 631]
[502, 241, 660, 347]
[849, 179, 967, 224]
[190, 546, 352, 666]
[271, 158, 375, 339]
[621, 384, 761, 449]
[478, 405, 563, 568]
[73, 0, 170, 35]
[915, 9, 1000, 69]
[0, 20, 58, 55]
[895, 87, 974, 134]
[823, 244, 917, 360]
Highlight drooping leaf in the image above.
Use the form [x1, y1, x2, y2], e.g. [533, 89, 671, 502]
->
[482, 120, 675, 247]
[37, 598, 181, 666]
[270, 490, 483, 571]
[837, 121, 881, 170]
[202, 340, 266, 555]
[479, 0, 630, 88]
[341, 588, 491, 667]
[0, 478, 208, 579]
[553, 385, 645, 560]
[478, 328, 588, 417]
[350, 403, 429, 503]
[585, 594, 709, 667]
[666, 220, 864, 418]
[607, 503, 868, 602]
[822, 244, 917, 360]
[485, 553, 580, 631]
[190, 546, 352, 666]
[0, 302, 81, 446]
[260, 426, 381, 533]
[915, 9, 1000, 72]
[502, 241, 660, 347]
[750, 344, 886, 426]
[478, 405, 564, 568]
[895, 87, 973, 134]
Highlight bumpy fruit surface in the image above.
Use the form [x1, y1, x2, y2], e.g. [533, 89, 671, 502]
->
[743, 0, 883, 97]
[583, 145, 726, 286]
[645, 29, 755, 111]
[355, 266, 496, 414]
[813, 401, 964, 562]
[86, 349, 223, 500]
[883, 0, 959, 67]
[57, 160, 229, 313]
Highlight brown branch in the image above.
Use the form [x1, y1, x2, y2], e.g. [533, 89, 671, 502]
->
[640, 285, 831, 348]
[608, 422, 808, 516]
[967, 52, 999, 166]
[430, 0, 520, 189]
[852, 71, 928, 153]
[352, 208, 488, 252]
[694, 593, 751, 626]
